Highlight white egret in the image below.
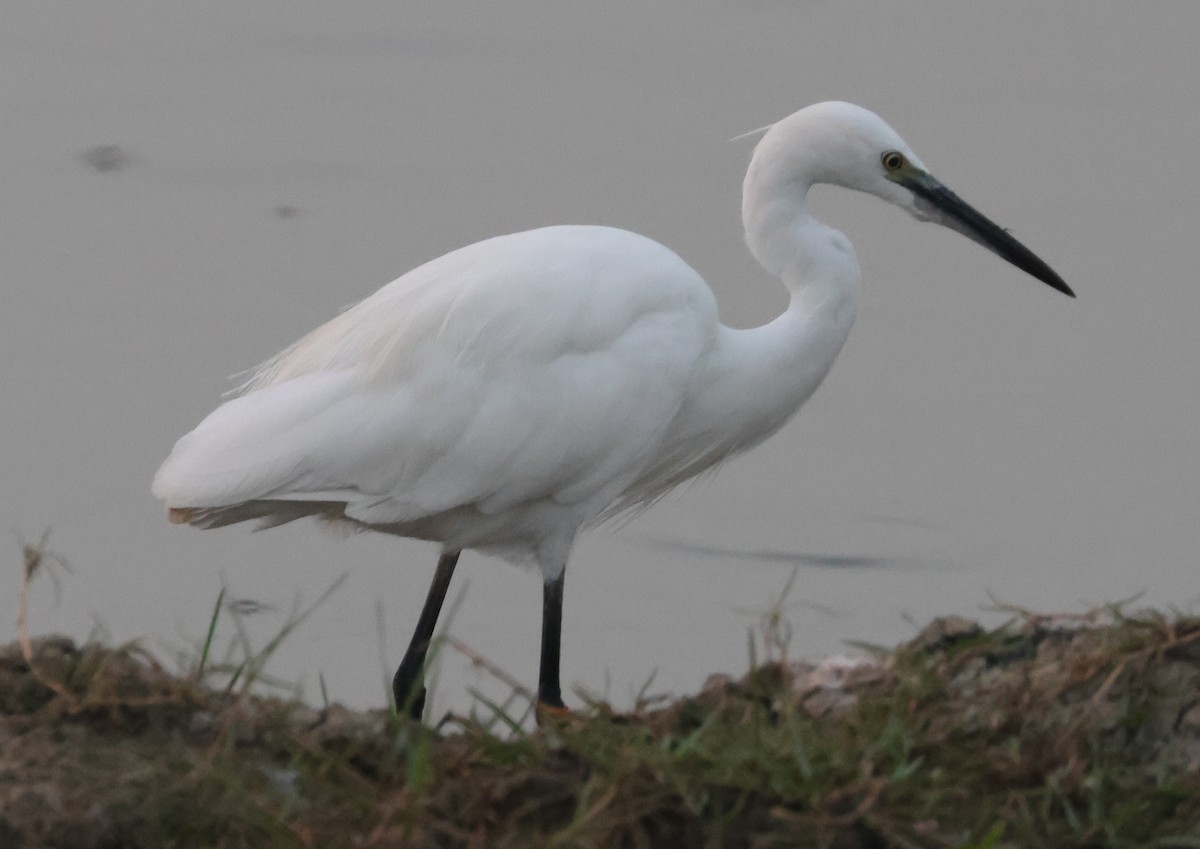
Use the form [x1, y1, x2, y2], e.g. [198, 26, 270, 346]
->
[153, 101, 1072, 719]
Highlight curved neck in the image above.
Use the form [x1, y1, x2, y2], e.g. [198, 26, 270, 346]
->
[690, 144, 862, 451]
[742, 137, 861, 295]
[741, 138, 861, 346]
[618, 140, 865, 503]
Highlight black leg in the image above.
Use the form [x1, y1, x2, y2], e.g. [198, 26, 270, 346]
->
[538, 569, 566, 709]
[393, 550, 460, 719]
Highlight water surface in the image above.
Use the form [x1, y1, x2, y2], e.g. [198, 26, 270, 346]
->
[3, 2, 1198, 714]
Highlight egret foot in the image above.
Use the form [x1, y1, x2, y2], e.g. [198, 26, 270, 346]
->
[391, 674, 427, 721]
[535, 700, 574, 726]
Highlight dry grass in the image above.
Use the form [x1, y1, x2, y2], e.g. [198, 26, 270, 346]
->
[4, 539, 1200, 847]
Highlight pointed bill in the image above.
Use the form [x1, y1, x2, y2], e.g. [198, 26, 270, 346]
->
[898, 170, 1074, 298]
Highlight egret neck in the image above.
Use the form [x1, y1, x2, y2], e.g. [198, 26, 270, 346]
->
[688, 147, 861, 457]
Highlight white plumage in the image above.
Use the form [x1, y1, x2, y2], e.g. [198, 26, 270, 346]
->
[154, 102, 1070, 715]
[154, 225, 723, 565]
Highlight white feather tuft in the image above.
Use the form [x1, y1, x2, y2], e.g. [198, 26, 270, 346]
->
[729, 121, 779, 143]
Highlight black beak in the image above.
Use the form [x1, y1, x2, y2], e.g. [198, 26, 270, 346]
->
[899, 171, 1074, 298]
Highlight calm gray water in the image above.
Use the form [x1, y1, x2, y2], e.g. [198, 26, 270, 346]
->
[4, 2, 1198, 714]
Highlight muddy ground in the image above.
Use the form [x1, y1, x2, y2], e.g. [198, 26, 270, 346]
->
[2, 612, 1199, 848]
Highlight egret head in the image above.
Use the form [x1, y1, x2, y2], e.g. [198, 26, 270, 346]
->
[746, 101, 1073, 297]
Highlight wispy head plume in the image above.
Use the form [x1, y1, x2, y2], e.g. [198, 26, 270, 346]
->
[729, 121, 778, 143]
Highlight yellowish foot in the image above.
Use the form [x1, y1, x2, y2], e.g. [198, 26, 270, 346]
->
[535, 701, 574, 725]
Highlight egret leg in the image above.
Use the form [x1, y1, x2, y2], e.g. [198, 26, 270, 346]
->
[538, 570, 567, 710]
[393, 550, 460, 720]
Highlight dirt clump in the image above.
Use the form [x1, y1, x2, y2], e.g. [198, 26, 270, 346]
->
[1, 612, 1198, 848]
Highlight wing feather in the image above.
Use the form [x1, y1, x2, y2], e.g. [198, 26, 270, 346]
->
[154, 226, 719, 530]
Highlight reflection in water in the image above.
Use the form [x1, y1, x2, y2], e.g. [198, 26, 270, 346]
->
[226, 598, 275, 617]
[641, 537, 912, 570]
[859, 514, 939, 531]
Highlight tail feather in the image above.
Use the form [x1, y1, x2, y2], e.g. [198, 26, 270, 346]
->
[164, 500, 349, 531]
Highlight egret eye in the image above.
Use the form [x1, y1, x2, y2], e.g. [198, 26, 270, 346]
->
[881, 151, 906, 172]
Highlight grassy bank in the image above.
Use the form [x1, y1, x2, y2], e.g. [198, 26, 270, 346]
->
[2, 602, 1199, 848]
